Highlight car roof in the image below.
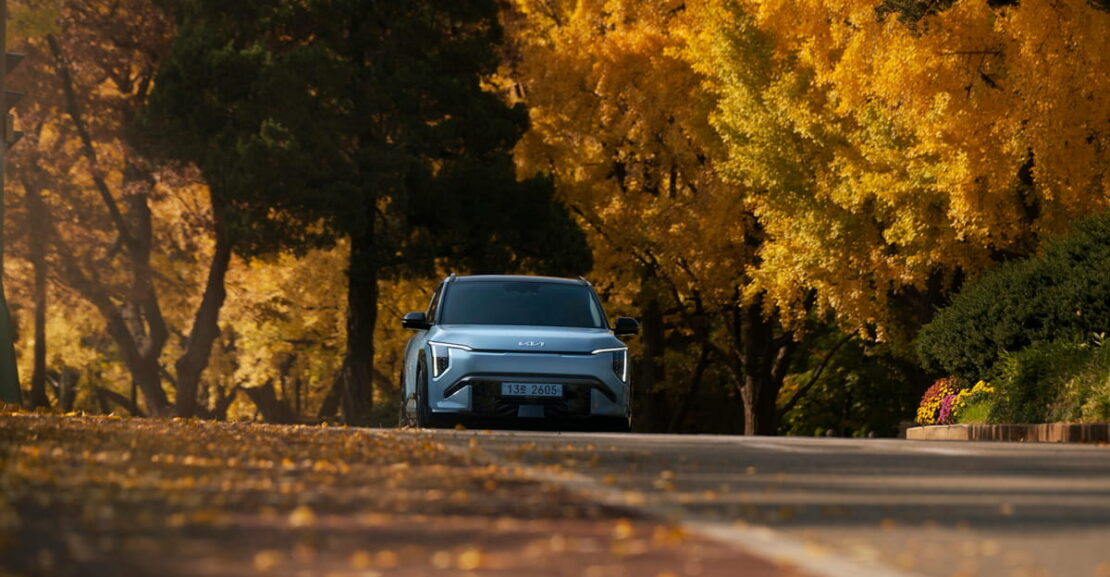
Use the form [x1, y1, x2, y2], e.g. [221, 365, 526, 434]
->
[449, 274, 588, 286]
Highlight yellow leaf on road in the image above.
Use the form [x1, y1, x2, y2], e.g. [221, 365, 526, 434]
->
[288, 505, 316, 527]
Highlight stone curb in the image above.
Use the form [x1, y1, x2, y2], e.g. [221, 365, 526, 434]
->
[906, 423, 1110, 443]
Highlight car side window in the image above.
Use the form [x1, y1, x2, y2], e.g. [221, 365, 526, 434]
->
[425, 282, 444, 323]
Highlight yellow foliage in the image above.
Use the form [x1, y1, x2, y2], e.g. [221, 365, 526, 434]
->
[687, 0, 1110, 337]
[508, 0, 757, 317]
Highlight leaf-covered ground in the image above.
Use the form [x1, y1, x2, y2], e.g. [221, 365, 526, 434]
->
[0, 414, 792, 577]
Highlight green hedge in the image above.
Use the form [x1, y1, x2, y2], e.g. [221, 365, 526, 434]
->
[917, 211, 1110, 382]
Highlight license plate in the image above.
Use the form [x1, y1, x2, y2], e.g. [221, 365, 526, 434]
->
[501, 383, 563, 397]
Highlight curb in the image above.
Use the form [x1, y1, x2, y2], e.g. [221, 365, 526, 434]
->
[906, 423, 1110, 443]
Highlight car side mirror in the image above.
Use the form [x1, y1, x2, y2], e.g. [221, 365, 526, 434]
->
[613, 317, 639, 337]
[401, 311, 431, 330]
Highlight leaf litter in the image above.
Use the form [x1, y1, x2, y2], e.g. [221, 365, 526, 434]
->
[0, 414, 795, 577]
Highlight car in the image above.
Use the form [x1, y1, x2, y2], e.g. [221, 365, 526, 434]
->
[398, 274, 639, 431]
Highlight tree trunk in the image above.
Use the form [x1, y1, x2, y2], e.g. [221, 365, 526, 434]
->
[206, 385, 240, 421]
[336, 229, 377, 426]
[243, 380, 294, 424]
[0, 137, 15, 405]
[27, 183, 49, 409]
[50, 228, 172, 416]
[174, 196, 232, 417]
[45, 35, 175, 417]
[95, 386, 145, 417]
[668, 341, 711, 433]
[636, 274, 668, 431]
[317, 371, 342, 420]
[733, 295, 797, 436]
[130, 350, 170, 416]
[48, 367, 79, 412]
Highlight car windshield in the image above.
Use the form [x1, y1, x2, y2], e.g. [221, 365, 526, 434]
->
[440, 281, 605, 328]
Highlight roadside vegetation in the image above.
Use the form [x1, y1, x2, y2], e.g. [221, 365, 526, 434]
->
[916, 213, 1110, 425]
[1, 0, 1106, 434]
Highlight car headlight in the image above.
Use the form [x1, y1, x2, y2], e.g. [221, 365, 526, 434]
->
[428, 341, 472, 378]
[592, 347, 628, 383]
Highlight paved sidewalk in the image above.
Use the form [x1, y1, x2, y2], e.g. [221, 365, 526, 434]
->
[0, 415, 804, 577]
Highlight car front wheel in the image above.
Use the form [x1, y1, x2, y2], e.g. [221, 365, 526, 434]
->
[414, 363, 439, 428]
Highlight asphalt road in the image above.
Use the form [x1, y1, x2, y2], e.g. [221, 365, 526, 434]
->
[434, 430, 1110, 577]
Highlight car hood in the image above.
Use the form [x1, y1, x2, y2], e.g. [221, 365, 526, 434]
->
[429, 325, 624, 354]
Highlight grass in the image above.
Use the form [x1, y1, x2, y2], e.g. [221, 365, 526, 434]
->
[956, 399, 992, 425]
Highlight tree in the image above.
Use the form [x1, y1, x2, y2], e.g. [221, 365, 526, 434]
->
[505, 0, 806, 434]
[687, 0, 1109, 347]
[142, 0, 590, 425]
[4, 0, 230, 417]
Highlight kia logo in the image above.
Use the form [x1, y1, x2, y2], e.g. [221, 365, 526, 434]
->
[518, 341, 545, 347]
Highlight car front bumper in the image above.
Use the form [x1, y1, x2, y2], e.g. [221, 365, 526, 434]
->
[428, 349, 629, 420]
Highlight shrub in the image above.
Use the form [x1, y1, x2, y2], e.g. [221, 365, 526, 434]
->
[1048, 336, 1110, 423]
[1077, 353, 1110, 422]
[916, 377, 960, 425]
[990, 339, 1098, 423]
[917, 211, 1110, 382]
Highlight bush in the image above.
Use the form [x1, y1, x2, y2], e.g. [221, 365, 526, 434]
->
[1048, 336, 1110, 423]
[917, 211, 1110, 382]
[1076, 353, 1110, 422]
[987, 337, 1109, 424]
[988, 340, 1085, 423]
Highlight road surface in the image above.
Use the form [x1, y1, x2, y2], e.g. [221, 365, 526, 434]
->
[436, 429, 1110, 577]
[5, 415, 1109, 577]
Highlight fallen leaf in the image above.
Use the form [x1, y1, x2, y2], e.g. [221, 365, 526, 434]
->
[288, 505, 316, 528]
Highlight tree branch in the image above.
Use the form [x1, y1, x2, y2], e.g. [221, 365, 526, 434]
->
[46, 34, 137, 250]
[777, 333, 854, 421]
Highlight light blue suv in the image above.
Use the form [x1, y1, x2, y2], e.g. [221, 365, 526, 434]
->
[399, 275, 639, 431]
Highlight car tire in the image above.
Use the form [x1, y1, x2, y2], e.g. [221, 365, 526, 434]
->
[414, 363, 438, 429]
[397, 371, 409, 428]
[589, 416, 631, 433]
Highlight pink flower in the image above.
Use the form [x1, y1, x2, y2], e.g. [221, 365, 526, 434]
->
[938, 394, 959, 424]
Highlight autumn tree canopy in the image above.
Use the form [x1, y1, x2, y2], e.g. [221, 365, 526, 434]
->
[3, 0, 1105, 434]
[687, 0, 1109, 344]
[506, 0, 806, 434]
[4, 0, 229, 418]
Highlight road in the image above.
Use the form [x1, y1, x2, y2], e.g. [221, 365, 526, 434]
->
[435, 430, 1110, 577]
[5, 415, 1110, 577]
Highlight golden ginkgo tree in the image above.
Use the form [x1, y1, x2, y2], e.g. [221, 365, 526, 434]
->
[506, 0, 806, 434]
[686, 0, 1109, 344]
